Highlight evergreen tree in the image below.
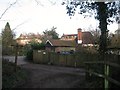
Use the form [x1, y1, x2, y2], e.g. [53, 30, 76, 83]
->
[2, 22, 15, 55]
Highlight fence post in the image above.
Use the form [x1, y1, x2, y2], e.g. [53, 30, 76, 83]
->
[74, 54, 76, 67]
[65, 55, 67, 66]
[15, 43, 18, 72]
[104, 63, 109, 90]
[48, 52, 50, 64]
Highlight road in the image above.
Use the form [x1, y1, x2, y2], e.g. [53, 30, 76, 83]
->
[2, 55, 86, 88]
[20, 64, 85, 88]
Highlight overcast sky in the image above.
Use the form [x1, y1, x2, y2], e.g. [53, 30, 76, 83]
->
[0, 0, 118, 38]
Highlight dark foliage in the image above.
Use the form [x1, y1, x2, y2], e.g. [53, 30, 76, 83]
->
[24, 42, 45, 60]
[62, 1, 120, 53]
[2, 22, 16, 55]
[26, 49, 33, 61]
[2, 59, 27, 88]
[62, 1, 119, 23]
[31, 42, 45, 50]
[42, 26, 59, 42]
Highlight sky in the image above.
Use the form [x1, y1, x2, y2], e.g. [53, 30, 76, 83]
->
[0, 0, 118, 38]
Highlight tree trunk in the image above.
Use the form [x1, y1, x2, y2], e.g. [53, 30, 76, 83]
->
[97, 2, 108, 54]
[97, 2, 109, 89]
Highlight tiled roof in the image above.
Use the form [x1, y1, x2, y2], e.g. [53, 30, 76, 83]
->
[82, 32, 95, 44]
[62, 34, 77, 36]
[16, 33, 42, 40]
[46, 39, 76, 47]
[61, 32, 95, 44]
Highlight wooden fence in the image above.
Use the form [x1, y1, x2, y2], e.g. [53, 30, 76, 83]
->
[33, 50, 120, 88]
[33, 50, 99, 67]
[84, 54, 120, 88]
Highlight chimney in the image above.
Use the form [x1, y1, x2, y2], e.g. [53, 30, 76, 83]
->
[77, 28, 82, 44]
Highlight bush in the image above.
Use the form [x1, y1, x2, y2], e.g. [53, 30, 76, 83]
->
[24, 42, 45, 61]
[2, 47, 15, 55]
[2, 60, 28, 88]
[26, 49, 33, 61]
[31, 42, 45, 50]
[17, 46, 26, 56]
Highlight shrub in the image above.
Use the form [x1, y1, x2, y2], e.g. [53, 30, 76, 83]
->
[2, 47, 15, 55]
[24, 42, 45, 61]
[2, 60, 28, 88]
[31, 42, 45, 50]
[26, 49, 33, 60]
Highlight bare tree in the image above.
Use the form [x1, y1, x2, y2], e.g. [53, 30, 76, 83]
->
[34, 0, 57, 6]
[0, 0, 18, 19]
[34, 0, 44, 6]
[48, 0, 56, 5]
[12, 19, 29, 31]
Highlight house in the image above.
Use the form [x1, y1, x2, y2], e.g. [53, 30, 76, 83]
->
[45, 28, 95, 52]
[16, 33, 42, 46]
[61, 34, 77, 41]
[61, 28, 95, 46]
[45, 39, 76, 52]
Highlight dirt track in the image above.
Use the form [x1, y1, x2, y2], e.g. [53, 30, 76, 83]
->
[20, 63, 85, 88]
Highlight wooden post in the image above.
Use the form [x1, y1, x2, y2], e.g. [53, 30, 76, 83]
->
[74, 54, 76, 67]
[104, 54, 109, 90]
[48, 52, 50, 64]
[104, 64, 109, 90]
[66, 55, 67, 66]
[15, 43, 18, 72]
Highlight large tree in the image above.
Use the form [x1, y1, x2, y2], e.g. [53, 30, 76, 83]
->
[62, 1, 120, 53]
[43, 26, 59, 39]
[2, 22, 15, 55]
[42, 26, 59, 42]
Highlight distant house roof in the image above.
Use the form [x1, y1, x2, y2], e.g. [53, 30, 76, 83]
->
[61, 32, 95, 44]
[16, 33, 42, 40]
[62, 34, 77, 36]
[82, 32, 95, 44]
[46, 39, 76, 47]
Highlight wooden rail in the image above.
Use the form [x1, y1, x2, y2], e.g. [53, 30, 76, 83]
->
[85, 61, 120, 68]
[85, 69, 120, 86]
[84, 61, 120, 88]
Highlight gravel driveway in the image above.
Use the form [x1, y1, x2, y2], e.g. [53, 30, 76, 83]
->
[20, 63, 85, 88]
[2, 56, 86, 88]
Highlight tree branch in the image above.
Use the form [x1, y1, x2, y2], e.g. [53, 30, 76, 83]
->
[12, 20, 29, 31]
[34, 0, 56, 6]
[48, 0, 56, 5]
[0, 0, 18, 20]
[34, 0, 44, 6]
